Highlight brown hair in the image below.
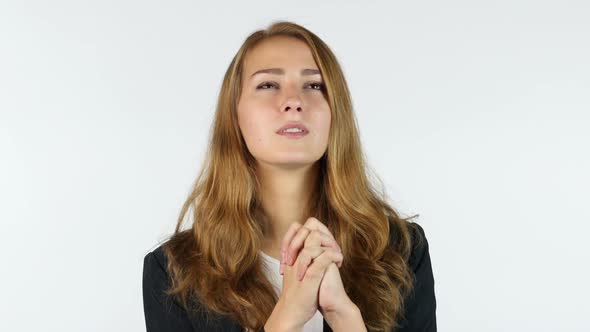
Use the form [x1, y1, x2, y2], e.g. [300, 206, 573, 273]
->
[159, 21, 422, 332]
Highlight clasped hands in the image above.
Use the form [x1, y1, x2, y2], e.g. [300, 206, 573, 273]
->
[278, 217, 356, 318]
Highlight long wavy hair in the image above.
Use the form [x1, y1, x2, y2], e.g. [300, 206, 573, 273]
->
[159, 21, 423, 332]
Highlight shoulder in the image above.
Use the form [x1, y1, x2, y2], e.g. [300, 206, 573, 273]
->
[142, 242, 175, 307]
[393, 221, 437, 331]
[142, 241, 245, 331]
[387, 219, 431, 269]
[394, 221, 434, 287]
[406, 222, 430, 272]
[143, 230, 193, 289]
[142, 242, 198, 331]
[143, 244, 170, 277]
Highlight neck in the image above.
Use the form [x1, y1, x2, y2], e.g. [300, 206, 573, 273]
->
[256, 162, 320, 258]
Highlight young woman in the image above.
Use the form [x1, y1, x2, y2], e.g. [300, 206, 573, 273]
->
[142, 21, 437, 332]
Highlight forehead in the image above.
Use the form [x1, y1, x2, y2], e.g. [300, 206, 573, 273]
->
[242, 36, 319, 75]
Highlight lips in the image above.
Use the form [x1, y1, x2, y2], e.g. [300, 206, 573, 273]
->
[276, 122, 309, 134]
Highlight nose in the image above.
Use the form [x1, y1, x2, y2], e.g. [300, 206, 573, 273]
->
[281, 95, 303, 113]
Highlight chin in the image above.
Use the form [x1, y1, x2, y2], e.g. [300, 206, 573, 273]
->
[278, 159, 312, 166]
[255, 152, 323, 168]
[268, 158, 316, 168]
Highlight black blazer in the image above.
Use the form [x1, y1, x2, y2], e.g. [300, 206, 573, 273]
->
[142, 222, 437, 331]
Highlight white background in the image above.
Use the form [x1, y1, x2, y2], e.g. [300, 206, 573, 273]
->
[1, 1, 589, 331]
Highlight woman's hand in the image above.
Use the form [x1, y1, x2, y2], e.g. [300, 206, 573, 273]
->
[280, 218, 354, 315]
[266, 229, 343, 331]
[280, 218, 342, 277]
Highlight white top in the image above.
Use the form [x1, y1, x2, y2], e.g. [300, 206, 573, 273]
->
[259, 251, 324, 332]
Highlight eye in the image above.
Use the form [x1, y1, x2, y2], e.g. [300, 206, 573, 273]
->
[307, 82, 325, 91]
[255, 81, 325, 91]
[256, 82, 278, 90]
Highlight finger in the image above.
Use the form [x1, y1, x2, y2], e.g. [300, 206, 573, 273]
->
[280, 222, 302, 274]
[294, 232, 325, 280]
[285, 226, 311, 266]
[280, 222, 303, 256]
[303, 217, 335, 241]
[305, 230, 342, 251]
[298, 229, 342, 269]
[280, 218, 342, 273]
[296, 244, 344, 281]
[303, 231, 341, 266]
[294, 247, 325, 281]
[335, 252, 343, 268]
[281, 229, 324, 275]
[305, 230, 341, 254]
[303, 217, 341, 252]
[286, 228, 328, 267]
[285, 225, 342, 268]
[302, 248, 343, 282]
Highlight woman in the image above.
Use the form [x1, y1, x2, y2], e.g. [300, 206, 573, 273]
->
[142, 21, 436, 332]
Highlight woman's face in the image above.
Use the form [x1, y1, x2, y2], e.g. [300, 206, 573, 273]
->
[237, 36, 331, 169]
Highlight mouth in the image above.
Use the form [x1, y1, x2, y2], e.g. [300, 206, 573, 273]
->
[276, 122, 309, 136]
[276, 129, 309, 138]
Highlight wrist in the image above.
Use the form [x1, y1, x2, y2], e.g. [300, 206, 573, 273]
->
[323, 301, 366, 332]
[264, 299, 303, 332]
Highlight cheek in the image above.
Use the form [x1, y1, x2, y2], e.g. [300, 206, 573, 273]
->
[316, 106, 332, 138]
[238, 104, 271, 143]
[321, 116, 331, 143]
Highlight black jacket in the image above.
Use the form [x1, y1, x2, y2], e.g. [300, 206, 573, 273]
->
[142, 222, 436, 331]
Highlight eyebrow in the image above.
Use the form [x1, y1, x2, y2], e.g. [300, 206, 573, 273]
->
[249, 68, 321, 79]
